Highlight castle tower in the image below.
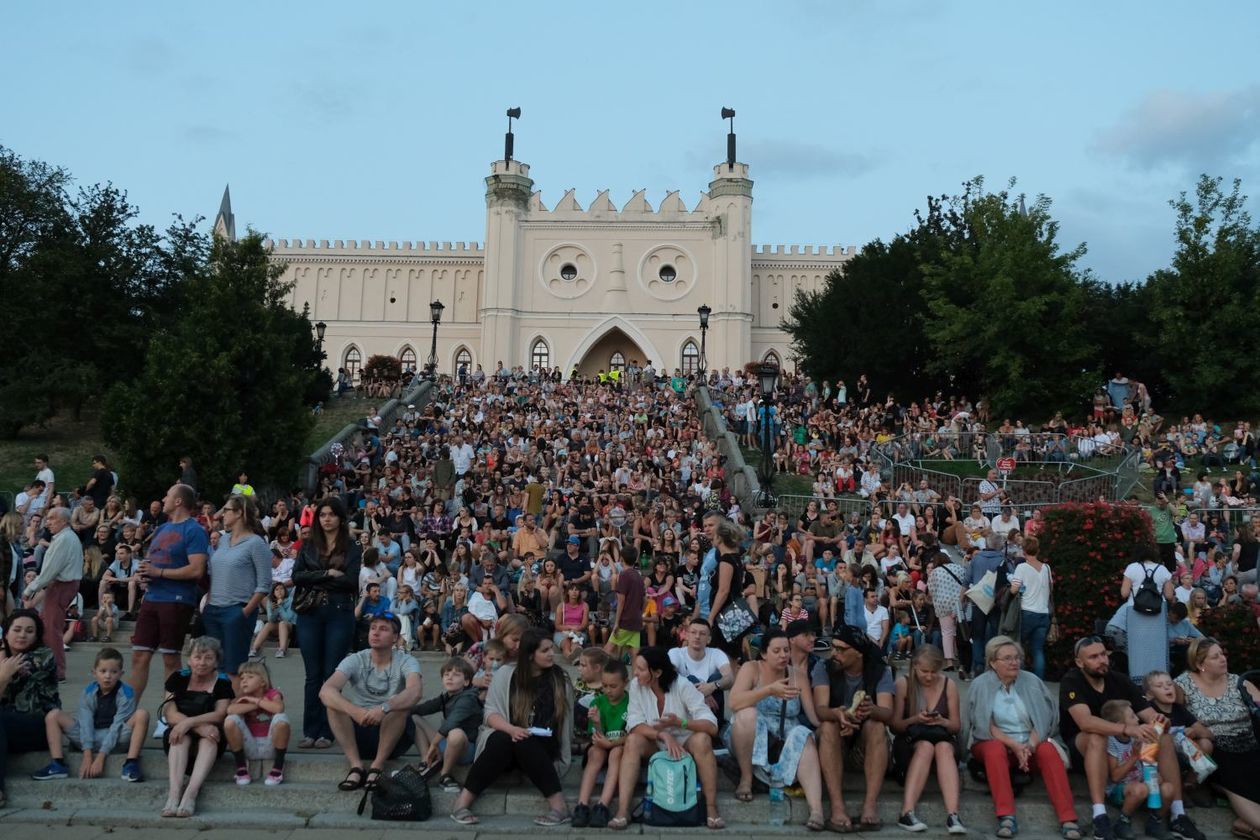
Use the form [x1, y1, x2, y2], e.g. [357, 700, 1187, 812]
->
[480, 158, 533, 368]
[706, 161, 754, 370]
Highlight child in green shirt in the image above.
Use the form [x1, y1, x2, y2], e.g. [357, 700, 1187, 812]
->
[572, 660, 630, 829]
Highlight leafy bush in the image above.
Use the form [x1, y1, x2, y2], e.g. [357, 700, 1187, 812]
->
[1197, 605, 1260, 672]
[1037, 501, 1154, 678]
[363, 354, 402, 382]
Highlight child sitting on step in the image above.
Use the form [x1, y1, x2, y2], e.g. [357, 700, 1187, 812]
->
[32, 647, 149, 783]
[224, 660, 289, 786]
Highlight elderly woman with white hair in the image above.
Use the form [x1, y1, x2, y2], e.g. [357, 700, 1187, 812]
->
[964, 636, 1081, 840]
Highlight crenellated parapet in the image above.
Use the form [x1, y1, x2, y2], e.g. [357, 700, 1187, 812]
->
[752, 244, 856, 257]
[522, 188, 717, 220]
[266, 239, 484, 254]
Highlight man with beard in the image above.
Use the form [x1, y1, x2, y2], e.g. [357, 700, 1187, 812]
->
[1058, 636, 1204, 840]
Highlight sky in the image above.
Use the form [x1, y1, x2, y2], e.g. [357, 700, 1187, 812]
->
[4, 0, 1259, 284]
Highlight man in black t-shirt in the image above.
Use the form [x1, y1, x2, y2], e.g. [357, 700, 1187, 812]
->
[1058, 637, 1204, 840]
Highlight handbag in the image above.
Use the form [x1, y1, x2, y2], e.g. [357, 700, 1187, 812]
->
[357, 763, 432, 821]
[1000, 591, 1023, 636]
[714, 595, 759, 643]
[766, 676, 789, 765]
[1046, 573, 1060, 644]
[291, 585, 328, 615]
[966, 569, 998, 615]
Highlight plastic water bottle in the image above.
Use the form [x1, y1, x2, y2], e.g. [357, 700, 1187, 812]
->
[1143, 761, 1162, 809]
[643, 778, 653, 821]
[768, 783, 787, 826]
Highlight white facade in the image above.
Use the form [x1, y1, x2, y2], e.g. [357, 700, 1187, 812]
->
[252, 154, 854, 379]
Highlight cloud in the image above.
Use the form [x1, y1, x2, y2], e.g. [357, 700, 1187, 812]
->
[1093, 86, 1260, 171]
[687, 139, 876, 180]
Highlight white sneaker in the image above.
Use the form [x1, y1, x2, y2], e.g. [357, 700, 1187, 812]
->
[946, 813, 967, 835]
[898, 811, 927, 832]
[152, 717, 168, 739]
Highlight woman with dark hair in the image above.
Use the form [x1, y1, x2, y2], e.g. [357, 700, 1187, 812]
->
[450, 629, 574, 826]
[727, 627, 825, 828]
[0, 609, 60, 806]
[610, 646, 724, 830]
[292, 496, 362, 748]
[203, 495, 271, 684]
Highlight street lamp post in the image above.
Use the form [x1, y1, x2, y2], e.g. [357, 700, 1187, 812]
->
[426, 300, 444, 380]
[697, 304, 711, 378]
[314, 321, 327, 355]
[756, 361, 780, 508]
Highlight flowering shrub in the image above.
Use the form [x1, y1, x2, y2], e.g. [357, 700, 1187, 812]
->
[1197, 605, 1260, 673]
[1037, 501, 1154, 678]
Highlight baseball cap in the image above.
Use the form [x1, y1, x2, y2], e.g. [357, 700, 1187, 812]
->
[567, 535, 582, 545]
[661, 595, 679, 609]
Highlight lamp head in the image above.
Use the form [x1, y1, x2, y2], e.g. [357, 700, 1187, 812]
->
[315, 321, 327, 341]
[429, 300, 445, 324]
[757, 362, 780, 398]
[697, 304, 711, 329]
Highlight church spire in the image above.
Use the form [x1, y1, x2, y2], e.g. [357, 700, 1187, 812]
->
[213, 184, 236, 241]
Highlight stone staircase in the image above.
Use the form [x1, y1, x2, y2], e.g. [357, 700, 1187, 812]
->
[0, 625, 1236, 837]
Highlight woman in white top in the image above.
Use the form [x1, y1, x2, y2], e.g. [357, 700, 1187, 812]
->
[1007, 536, 1053, 679]
[609, 646, 723, 830]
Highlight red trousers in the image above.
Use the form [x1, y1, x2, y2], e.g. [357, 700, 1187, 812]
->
[41, 579, 80, 680]
[971, 739, 1078, 823]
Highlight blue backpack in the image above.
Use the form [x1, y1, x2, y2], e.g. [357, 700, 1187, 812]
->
[642, 750, 705, 827]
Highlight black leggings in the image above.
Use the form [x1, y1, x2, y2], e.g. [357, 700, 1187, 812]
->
[462, 730, 561, 798]
[1, 709, 47, 793]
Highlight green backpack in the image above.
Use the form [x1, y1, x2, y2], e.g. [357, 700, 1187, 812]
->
[643, 750, 704, 827]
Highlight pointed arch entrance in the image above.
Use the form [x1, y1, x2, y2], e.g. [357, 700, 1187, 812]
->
[566, 316, 663, 378]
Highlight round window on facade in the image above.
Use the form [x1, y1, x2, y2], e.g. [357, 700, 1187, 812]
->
[560, 263, 578, 281]
[659, 265, 677, 283]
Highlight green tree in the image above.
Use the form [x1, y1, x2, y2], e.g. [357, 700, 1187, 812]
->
[1144, 176, 1260, 415]
[104, 232, 327, 502]
[919, 179, 1098, 417]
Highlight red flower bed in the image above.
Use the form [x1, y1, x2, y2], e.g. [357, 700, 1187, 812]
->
[1037, 501, 1154, 678]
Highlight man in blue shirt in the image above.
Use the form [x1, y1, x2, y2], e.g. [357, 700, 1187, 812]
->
[130, 484, 209, 701]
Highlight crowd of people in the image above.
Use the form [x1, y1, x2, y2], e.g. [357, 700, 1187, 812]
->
[1, 364, 1259, 839]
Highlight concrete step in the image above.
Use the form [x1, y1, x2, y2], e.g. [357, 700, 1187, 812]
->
[0, 804, 1154, 839]
[2, 764, 1236, 836]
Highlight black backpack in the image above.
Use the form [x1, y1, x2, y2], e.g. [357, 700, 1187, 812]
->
[1132, 564, 1163, 616]
[357, 764, 432, 821]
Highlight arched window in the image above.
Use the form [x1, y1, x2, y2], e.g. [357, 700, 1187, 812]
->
[399, 346, 417, 373]
[681, 340, 700, 375]
[454, 346, 472, 372]
[763, 350, 782, 368]
[343, 346, 362, 381]
[530, 338, 550, 371]
[609, 351, 626, 372]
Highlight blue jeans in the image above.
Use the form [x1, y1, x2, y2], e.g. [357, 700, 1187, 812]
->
[201, 602, 255, 675]
[1020, 610, 1051, 679]
[297, 597, 355, 740]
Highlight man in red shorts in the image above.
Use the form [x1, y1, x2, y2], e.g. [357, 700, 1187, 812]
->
[129, 484, 209, 701]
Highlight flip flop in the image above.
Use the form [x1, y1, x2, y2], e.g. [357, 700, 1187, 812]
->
[806, 814, 827, 832]
[859, 817, 883, 831]
[707, 816, 726, 830]
[1233, 825, 1260, 840]
[826, 816, 856, 834]
[608, 816, 629, 831]
[734, 786, 753, 803]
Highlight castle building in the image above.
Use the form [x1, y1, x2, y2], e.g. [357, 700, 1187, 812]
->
[218, 131, 853, 380]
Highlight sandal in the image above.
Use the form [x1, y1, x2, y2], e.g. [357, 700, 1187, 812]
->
[338, 767, 366, 791]
[807, 813, 827, 832]
[534, 809, 571, 826]
[1061, 821, 1082, 840]
[707, 815, 726, 830]
[734, 785, 753, 803]
[364, 767, 384, 790]
[859, 817, 883, 831]
[1233, 825, 1260, 840]
[608, 816, 629, 831]
[175, 802, 196, 818]
[450, 808, 479, 826]
[825, 817, 856, 834]
[997, 815, 1018, 839]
